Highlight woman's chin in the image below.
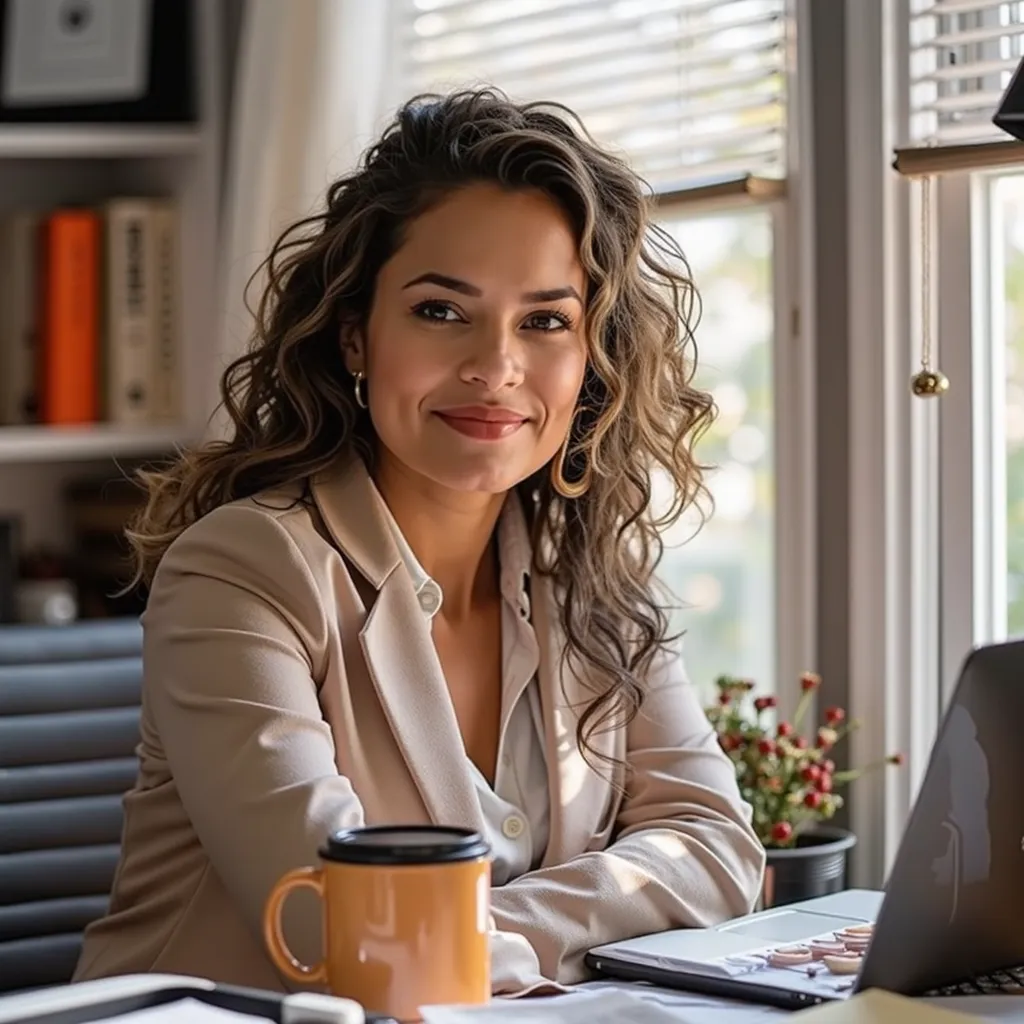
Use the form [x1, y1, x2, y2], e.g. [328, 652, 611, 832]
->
[422, 458, 536, 496]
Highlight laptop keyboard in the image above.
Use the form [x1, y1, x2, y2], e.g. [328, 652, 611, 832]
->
[926, 964, 1024, 996]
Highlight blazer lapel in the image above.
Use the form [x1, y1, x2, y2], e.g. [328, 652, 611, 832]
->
[359, 579, 486, 834]
[533, 573, 621, 868]
[312, 457, 487, 837]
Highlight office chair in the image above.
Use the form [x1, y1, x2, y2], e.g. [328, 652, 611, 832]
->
[0, 618, 143, 992]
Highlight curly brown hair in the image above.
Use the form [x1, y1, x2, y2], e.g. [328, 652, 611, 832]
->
[129, 88, 714, 768]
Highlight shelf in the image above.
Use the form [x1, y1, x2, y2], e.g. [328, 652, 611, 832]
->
[0, 126, 203, 159]
[0, 424, 194, 464]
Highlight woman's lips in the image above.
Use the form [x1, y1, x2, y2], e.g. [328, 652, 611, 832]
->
[433, 407, 528, 441]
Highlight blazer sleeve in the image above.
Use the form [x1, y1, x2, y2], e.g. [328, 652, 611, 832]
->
[488, 644, 766, 986]
[142, 504, 362, 975]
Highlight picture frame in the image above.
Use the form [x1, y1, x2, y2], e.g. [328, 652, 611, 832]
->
[0, 0, 196, 123]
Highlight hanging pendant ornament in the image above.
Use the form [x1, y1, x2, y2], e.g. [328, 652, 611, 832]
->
[911, 173, 950, 398]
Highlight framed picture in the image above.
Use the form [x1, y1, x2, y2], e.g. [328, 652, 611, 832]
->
[0, 0, 196, 123]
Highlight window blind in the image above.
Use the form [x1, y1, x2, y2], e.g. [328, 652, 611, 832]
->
[909, 0, 1024, 146]
[394, 0, 789, 193]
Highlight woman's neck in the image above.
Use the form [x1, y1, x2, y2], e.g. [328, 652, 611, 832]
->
[374, 457, 506, 621]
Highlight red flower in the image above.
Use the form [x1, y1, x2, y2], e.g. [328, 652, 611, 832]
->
[771, 821, 794, 844]
[776, 721, 794, 738]
[801, 764, 821, 783]
[718, 693, 731, 706]
[816, 773, 834, 793]
[800, 672, 821, 692]
[758, 739, 776, 756]
[804, 791, 823, 809]
[754, 695, 777, 712]
[825, 706, 845, 725]
[822, 759, 836, 774]
[793, 736, 808, 750]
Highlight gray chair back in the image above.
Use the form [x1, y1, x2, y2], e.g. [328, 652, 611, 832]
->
[0, 618, 142, 993]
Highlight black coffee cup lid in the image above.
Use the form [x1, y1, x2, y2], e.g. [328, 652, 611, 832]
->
[321, 825, 491, 866]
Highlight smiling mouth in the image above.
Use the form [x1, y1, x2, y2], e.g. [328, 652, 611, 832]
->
[433, 410, 528, 441]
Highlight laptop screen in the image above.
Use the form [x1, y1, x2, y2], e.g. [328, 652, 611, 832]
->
[859, 640, 1024, 994]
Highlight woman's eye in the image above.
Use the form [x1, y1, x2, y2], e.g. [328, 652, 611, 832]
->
[524, 312, 572, 332]
[413, 301, 462, 322]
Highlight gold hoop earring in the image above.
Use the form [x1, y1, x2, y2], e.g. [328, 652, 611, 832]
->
[352, 370, 368, 410]
[551, 413, 593, 500]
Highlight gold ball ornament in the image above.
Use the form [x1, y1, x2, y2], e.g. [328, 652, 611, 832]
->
[910, 368, 950, 397]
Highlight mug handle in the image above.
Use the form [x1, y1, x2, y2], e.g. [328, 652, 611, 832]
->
[263, 866, 328, 985]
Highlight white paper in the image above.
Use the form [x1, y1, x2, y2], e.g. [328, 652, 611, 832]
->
[421, 983, 1024, 1024]
[94, 998, 263, 1024]
[420, 986, 784, 1024]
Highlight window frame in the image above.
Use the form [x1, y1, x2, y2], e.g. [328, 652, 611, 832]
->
[845, 0, 942, 887]
[934, 171, 990, 703]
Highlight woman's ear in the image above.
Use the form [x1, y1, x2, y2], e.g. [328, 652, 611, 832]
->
[340, 323, 365, 375]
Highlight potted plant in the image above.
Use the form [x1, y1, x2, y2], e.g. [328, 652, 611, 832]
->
[706, 672, 904, 909]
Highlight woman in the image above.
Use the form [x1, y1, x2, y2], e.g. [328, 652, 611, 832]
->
[75, 89, 764, 994]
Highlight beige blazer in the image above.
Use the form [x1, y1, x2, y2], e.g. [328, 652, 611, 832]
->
[74, 456, 765, 994]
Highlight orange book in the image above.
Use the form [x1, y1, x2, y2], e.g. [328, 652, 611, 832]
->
[39, 210, 100, 425]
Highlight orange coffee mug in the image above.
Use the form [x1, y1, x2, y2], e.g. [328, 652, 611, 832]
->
[264, 825, 491, 1021]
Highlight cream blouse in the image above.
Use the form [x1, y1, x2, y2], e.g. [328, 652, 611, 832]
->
[376, 486, 550, 885]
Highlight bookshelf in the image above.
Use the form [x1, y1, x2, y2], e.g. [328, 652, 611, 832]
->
[0, 126, 203, 159]
[0, 0, 225, 565]
[0, 424, 197, 464]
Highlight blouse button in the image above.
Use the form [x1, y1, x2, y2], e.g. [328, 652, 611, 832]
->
[418, 585, 442, 616]
[502, 815, 525, 840]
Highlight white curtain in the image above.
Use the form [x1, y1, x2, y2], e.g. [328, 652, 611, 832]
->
[209, 0, 391, 434]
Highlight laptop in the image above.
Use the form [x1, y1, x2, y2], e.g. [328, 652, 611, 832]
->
[586, 639, 1024, 1010]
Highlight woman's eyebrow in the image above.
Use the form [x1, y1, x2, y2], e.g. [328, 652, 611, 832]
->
[403, 273, 582, 306]
[402, 272, 481, 296]
[522, 286, 582, 304]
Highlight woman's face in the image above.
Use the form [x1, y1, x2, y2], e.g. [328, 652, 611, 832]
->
[348, 183, 588, 496]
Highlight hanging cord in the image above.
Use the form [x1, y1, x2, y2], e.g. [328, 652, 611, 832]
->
[912, 173, 950, 397]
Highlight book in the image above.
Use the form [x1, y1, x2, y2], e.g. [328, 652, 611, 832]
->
[104, 199, 157, 424]
[0, 198, 182, 430]
[38, 209, 101, 425]
[149, 200, 181, 422]
[0, 210, 40, 424]
[102, 197, 181, 425]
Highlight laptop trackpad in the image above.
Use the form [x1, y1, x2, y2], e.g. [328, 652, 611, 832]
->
[719, 909, 864, 943]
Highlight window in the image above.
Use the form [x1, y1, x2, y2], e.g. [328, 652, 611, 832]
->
[656, 208, 776, 696]
[893, 1, 1024, 709]
[389, 0, 800, 702]
[872, 1, 1024, 848]
[994, 174, 1024, 635]
[393, 0, 788, 191]
[952, 167, 1024, 656]
[908, 0, 1024, 147]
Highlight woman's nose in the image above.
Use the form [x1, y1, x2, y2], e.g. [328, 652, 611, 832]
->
[460, 323, 524, 391]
